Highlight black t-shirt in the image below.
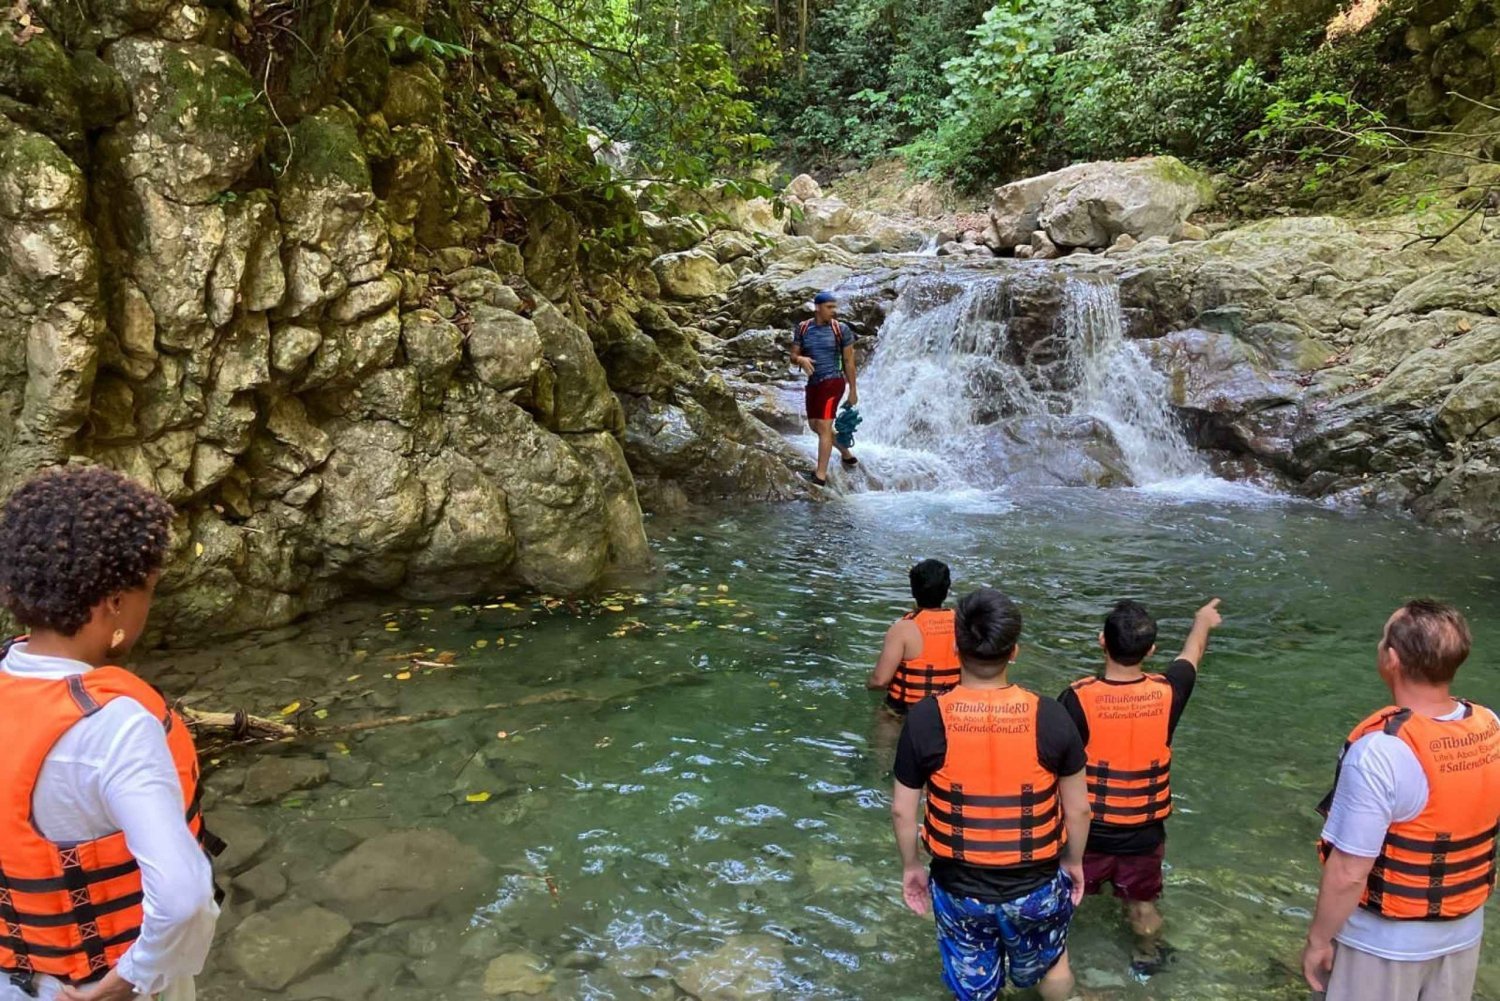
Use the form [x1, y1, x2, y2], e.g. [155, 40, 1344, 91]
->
[1057, 658, 1197, 856]
[893, 687, 1086, 902]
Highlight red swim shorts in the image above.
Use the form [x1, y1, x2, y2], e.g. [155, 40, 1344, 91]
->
[1083, 842, 1166, 902]
[805, 377, 847, 420]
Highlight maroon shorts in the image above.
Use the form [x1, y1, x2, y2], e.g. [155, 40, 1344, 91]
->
[805, 377, 846, 420]
[1083, 842, 1165, 902]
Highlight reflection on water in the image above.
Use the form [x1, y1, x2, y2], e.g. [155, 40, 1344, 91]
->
[173, 489, 1500, 1000]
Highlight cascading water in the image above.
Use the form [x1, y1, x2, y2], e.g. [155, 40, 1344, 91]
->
[1059, 277, 1204, 482]
[844, 266, 1204, 492]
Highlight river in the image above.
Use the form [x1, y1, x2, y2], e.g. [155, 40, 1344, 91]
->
[185, 266, 1500, 1000]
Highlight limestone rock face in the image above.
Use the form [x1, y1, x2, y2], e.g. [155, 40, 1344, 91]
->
[0, 1, 721, 642]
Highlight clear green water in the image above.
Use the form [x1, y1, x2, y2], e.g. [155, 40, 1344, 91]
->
[179, 488, 1500, 1000]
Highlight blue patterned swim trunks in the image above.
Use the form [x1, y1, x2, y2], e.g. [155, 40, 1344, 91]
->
[931, 870, 1075, 999]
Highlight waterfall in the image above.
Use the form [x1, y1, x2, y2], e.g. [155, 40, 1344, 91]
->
[846, 268, 1203, 492]
[1060, 277, 1204, 482]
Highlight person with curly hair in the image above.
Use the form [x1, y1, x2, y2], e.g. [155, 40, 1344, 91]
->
[0, 466, 219, 1001]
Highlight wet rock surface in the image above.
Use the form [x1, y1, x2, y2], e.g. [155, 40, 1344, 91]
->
[316, 828, 496, 924]
[227, 900, 352, 990]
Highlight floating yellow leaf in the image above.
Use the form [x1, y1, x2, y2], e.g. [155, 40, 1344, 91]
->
[313, 708, 330, 720]
[346, 674, 362, 682]
[194, 542, 204, 558]
[385, 622, 400, 631]
[465, 792, 491, 803]
[395, 671, 412, 681]
[717, 584, 729, 594]
[335, 742, 350, 755]
[604, 604, 624, 612]
[473, 638, 489, 648]
[279, 701, 301, 716]
[483, 603, 500, 609]
[501, 602, 522, 610]
[496, 731, 509, 739]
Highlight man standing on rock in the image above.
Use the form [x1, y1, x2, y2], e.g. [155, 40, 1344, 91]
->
[1303, 599, 1499, 1001]
[791, 290, 858, 487]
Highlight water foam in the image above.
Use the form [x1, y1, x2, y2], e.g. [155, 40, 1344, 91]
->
[839, 267, 1256, 495]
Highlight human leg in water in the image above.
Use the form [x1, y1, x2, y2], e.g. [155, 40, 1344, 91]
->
[1037, 948, 1078, 1001]
[1127, 899, 1170, 977]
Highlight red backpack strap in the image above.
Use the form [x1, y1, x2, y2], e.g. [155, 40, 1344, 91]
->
[830, 318, 843, 348]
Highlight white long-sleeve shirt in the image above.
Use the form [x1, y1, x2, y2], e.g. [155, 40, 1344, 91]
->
[0, 645, 218, 1001]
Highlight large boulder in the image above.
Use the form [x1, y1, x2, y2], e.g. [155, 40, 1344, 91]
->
[789, 196, 870, 243]
[1142, 328, 1301, 417]
[987, 157, 1212, 252]
[652, 248, 735, 300]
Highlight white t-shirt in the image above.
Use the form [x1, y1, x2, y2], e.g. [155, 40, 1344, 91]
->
[1319, 702, 1496, 962]
[0, 645, 217, 1001]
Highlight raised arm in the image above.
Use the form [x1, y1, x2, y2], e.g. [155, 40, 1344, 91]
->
[1175, 598, 1223, 670]
[867, 621, 909, 690]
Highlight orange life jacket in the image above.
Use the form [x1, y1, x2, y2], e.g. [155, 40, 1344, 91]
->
[1070, 675, 1173, 827]
[887, 608, 961, 710]
[1318, 702, 1500, 921]
[922, 686, 1065, 867]
[0, 655, 221, 991]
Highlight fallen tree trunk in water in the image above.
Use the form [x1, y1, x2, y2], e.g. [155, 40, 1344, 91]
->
[179, 671, 702, 747]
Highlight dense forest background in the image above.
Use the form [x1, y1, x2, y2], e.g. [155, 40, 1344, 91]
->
[516, 0, 1487, 195]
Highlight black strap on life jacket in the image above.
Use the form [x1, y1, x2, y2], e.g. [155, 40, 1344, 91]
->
[0, 866, 37, 997]
[1087, 760, 1171, 819]
[1318, 708, 1411, 818]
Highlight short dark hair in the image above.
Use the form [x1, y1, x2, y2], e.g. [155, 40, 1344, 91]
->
[1384, 599, 1472, 685]
[955, 588, 1021, 677]
[0, 466, 174, 636]
[909, 559, 951, 609]
[1103, 600, 1157, 666]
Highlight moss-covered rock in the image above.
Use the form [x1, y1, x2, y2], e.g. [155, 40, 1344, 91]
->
[103, 37, 266, 203]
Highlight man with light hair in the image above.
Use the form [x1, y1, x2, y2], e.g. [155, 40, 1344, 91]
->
[1304, 599, 1499, 1001]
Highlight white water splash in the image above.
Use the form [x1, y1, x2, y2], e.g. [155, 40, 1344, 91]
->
[1060, 276, 1204, 482]
[837, 268, 1215, 492]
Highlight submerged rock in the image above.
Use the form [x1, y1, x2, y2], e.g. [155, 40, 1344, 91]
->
[240, 756, 330, 805]
[316, 828, 495, 924]
[673, 935, 785, 1001]
[482, 951, 555, 997]
[227, 900, 352, 990]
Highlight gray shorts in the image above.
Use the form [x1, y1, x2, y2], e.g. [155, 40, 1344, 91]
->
[1315, 940, 1480, 1001]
